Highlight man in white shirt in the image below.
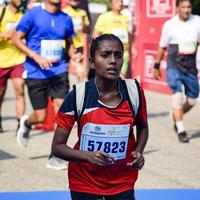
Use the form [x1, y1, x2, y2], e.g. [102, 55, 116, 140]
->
[154, 0, 200, 143]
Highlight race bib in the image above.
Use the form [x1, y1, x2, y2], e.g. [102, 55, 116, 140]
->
[178, 41, 197, 55]
[6, 22, 17, 31]
[72, 17, 83, 33]
[41, 40, 63, 61]
[112, 29, 128, 44]
[80, 123, 130, 160]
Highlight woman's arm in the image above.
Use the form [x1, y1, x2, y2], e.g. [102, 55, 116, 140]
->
[127, 126, 149, 170]
[135, 125, 149, 154]
[51, 125, 114, 166]
[127, 84, 149, 170]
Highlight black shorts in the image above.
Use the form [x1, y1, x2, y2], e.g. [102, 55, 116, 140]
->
[26, 72, 69, 110]
[70, 190, 135, 200]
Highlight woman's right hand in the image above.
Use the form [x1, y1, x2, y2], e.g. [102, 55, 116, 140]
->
[85, 151, 115, 166]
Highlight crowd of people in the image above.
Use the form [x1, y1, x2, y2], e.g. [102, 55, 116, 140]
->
[0, 0, 199, 199]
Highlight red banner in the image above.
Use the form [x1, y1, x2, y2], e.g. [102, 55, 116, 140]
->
[131, 0, 177, 94]
[131, 0, 200, 97]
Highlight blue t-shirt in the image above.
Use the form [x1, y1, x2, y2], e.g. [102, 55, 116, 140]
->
[16, 4, 75, 79]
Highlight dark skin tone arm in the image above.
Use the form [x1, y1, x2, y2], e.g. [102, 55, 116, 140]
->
[52, 124, 148, 170]
[127, 125, 149, 170]
[51, 125, 114, 166]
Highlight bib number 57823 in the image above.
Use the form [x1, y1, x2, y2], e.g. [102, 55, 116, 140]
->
[87, 140, 126, 154]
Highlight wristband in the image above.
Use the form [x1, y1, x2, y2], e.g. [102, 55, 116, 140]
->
[154, 62, 160, 69]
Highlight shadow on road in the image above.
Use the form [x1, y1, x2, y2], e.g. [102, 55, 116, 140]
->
[148, 112, 169, 118]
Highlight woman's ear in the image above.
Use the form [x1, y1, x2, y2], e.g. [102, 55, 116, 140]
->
[89, 57, 95, 69]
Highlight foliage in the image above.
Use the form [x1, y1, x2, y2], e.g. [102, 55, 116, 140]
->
[88, 0, 109, 4]
[192, 0, 200, 15]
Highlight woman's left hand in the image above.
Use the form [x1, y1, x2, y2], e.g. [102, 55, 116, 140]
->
[127, 151, 145, 170]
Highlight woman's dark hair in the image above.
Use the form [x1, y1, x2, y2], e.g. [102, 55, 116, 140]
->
[176, 0, 192, 6]
[90, 34, 124, 59]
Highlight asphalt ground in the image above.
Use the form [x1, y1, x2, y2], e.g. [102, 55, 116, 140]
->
[0, 78, 200, 199]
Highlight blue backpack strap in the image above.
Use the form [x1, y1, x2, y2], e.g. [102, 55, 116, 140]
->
[124, 79, 140, 117]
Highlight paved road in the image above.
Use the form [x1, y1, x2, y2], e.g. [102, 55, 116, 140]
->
[0, 80, 200, 192]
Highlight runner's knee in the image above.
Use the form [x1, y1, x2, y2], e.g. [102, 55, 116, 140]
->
[184, 97, 196, 110]
[187, 97, 197, 106]
[34, 110, 46, 123]
[172, 92, 184, 109]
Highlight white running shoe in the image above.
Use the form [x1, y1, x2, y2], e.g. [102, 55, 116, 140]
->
[17, 115, 31, 148]
[46, 156, 67, 170]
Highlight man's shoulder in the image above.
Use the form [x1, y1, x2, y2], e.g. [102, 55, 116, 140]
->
[29, 5, 42, 13]
[190, 14, 200, 22]
[99, 11, 112, 19]
[62, 6, 73, 15]
[23, 5, 43, 17]
[162, 15, 177, 28]
[59, 9, 73, 20]
[63, 6, 86, 17]
[167, 15, 178, 23]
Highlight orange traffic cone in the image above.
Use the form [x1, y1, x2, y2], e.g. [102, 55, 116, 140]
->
[35, 98, 55, 131]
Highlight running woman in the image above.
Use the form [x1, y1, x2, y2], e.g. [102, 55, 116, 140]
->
[51, 34, 149, 200]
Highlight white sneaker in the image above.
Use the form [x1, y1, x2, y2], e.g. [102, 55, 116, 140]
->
[17, 115, 31, 148]
[46, 156, 67, 170]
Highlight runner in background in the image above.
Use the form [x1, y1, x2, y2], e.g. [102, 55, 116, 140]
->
[12, 0, 77, 170]
[154, 0, 200, 143]
[121, 0, 132, 36]
[63, 0, 90, 83]
[51, 34, 149, 200]
[93, 0, 136, 79]
[0, 0, 25, 133]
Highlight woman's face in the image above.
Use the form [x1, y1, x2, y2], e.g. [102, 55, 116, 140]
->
[91, 39, 124, 80]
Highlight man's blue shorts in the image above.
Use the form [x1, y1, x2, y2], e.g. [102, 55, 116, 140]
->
[166, 68, 199, 98]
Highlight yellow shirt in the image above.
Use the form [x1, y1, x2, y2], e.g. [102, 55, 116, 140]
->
[94, 11, 129, 51]
[63, 6, 89, 49]
[0, 6, 25, 68]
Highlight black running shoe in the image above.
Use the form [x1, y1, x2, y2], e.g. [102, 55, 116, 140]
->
[178, 131, 189, 143]
[0, 115, 3, 133]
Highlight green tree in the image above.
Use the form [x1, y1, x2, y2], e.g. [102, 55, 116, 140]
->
[192, 0, 200, 15]
[88, 0, 109, 4]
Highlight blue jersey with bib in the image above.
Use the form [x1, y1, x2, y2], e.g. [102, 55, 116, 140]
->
[16, 4, 75, 79]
